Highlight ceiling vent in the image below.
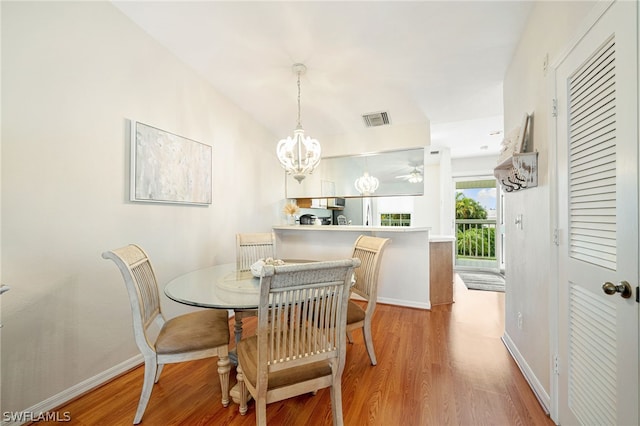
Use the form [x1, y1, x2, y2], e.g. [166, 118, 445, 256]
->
[362, 111, 391, 127]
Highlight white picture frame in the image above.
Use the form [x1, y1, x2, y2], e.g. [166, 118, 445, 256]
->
[130, 121, 212, 205]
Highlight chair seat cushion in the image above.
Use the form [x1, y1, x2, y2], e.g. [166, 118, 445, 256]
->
[237, 335, 332, 390]
[156, 309, 230, 355]
[346, 300, 366, 325]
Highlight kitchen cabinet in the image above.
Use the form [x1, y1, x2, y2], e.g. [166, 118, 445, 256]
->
[295, 198, 343, 210]
[429, 238, 454, 305]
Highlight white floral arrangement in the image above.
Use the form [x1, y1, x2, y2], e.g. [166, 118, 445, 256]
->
[250, 257, 285, 277]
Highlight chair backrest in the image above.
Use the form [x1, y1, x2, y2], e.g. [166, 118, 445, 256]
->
[350, 235, 390, 304]
[102, 244, 163, 356]
[236, 232, 276, 271]
[256, 258, 361, 381]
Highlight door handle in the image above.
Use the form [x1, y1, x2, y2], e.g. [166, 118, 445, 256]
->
[602, 281, 633, 299]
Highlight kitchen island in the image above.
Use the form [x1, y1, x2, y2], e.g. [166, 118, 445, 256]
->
[273, 225, 432, 309]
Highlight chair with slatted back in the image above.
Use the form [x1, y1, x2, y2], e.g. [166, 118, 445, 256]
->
[236, 258, 361, 426]
[234, 233, 277, 343]
[102, 244, 231, 424]
[236, 232, 276, 272]
[346, 235, 390, 366]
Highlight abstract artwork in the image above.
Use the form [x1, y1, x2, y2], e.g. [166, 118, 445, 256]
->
[130, 121, 212, 205]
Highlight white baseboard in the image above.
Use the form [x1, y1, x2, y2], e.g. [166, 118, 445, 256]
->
[377, 296, 430, 310]
[2, 355, 143, 426]
[502, 332, 551, 415]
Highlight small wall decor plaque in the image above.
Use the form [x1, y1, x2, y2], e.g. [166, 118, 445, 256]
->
[130, 121, 212, 205]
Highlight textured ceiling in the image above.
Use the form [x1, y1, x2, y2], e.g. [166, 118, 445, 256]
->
[113, 1, 533, 158]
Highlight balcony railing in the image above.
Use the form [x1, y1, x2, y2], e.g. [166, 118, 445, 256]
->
[455, 219, 497, 267]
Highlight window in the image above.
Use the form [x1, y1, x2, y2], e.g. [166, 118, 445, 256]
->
[380, 213, 411, 227]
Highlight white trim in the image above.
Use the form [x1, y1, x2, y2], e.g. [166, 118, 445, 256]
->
[547, 65, 561, 423]
[502, 332, 553, 419]
[2, 355, 143, 426]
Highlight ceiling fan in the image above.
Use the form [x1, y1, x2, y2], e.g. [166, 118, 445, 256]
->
[396, 166, 423, 183]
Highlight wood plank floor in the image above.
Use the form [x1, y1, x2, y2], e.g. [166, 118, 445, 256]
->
[34, 276, 554, 425]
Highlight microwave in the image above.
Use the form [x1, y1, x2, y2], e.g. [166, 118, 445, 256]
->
[327, 197, 345, 208]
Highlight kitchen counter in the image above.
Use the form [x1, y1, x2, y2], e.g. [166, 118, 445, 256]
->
[273, 225, 431, 309]
[273, 225, 430, 233]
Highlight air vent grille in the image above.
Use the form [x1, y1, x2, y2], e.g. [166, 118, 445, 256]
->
[362, 111, 390, 127]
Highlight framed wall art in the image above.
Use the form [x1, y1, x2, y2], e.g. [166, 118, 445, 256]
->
[130, 121, 212, 205]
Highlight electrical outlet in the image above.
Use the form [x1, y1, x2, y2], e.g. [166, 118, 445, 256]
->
[517, 312, 523, 329]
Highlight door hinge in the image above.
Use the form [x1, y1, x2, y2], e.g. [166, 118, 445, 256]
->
[553, 354, 560, 375]
[552, 98, 558, 117]
[636, 286, 639, 303]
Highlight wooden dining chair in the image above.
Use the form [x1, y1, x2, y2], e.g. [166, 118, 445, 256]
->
[234, 232, 277, 342]
[236, 258, 361, 426]
[102, 244, 231, 424]
[236, 232, 277, 272]
[346, 235, 390, 365]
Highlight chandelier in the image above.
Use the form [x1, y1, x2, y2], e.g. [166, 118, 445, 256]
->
[276, 63, 321, 183]
[354, 172, 380, 196]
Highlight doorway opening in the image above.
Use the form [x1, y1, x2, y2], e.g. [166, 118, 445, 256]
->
[454, 178, 504, 274]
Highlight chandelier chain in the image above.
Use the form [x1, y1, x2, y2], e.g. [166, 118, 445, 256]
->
[296, 70, 302, 127]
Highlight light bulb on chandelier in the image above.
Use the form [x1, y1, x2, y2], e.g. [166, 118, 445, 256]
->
[276, 64, 321, 183]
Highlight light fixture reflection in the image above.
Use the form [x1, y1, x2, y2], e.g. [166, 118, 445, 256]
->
[354, 172, 379, 195]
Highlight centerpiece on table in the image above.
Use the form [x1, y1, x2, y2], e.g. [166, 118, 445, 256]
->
[250, 257, 285, 277]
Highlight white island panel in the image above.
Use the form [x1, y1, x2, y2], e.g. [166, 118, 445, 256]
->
[273, 225, 431, 309]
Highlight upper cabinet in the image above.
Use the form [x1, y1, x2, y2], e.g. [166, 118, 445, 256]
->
[285, 147, 425, 198]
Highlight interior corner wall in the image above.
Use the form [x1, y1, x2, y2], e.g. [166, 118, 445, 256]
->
[1, 1, 282, 413]
[502, 0, 599, 410]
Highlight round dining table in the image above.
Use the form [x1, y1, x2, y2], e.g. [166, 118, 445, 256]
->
[164, 262, 260, 311]
[164, 260, 313, 405]
[164, 262, 263, 405]
[164, 262, 268, 351]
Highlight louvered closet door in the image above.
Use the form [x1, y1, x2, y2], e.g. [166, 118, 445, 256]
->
[556, 1, 638, 425]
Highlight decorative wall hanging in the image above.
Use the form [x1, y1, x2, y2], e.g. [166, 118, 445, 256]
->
[494, 113, 538, 192]
[130, 121, 212, 205]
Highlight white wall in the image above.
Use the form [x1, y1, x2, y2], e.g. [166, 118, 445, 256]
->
[452, 154, 499, 178]
[319, 121, 431, 156]
[502, 0, 599, 412]
[1, 1, 283, 413]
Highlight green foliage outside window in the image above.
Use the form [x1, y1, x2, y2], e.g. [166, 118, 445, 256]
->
[380, 213, 411, 227]
[456, 192, 487, 220]
[456, 227, 496, 258]
[455, 193, 495, 258]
